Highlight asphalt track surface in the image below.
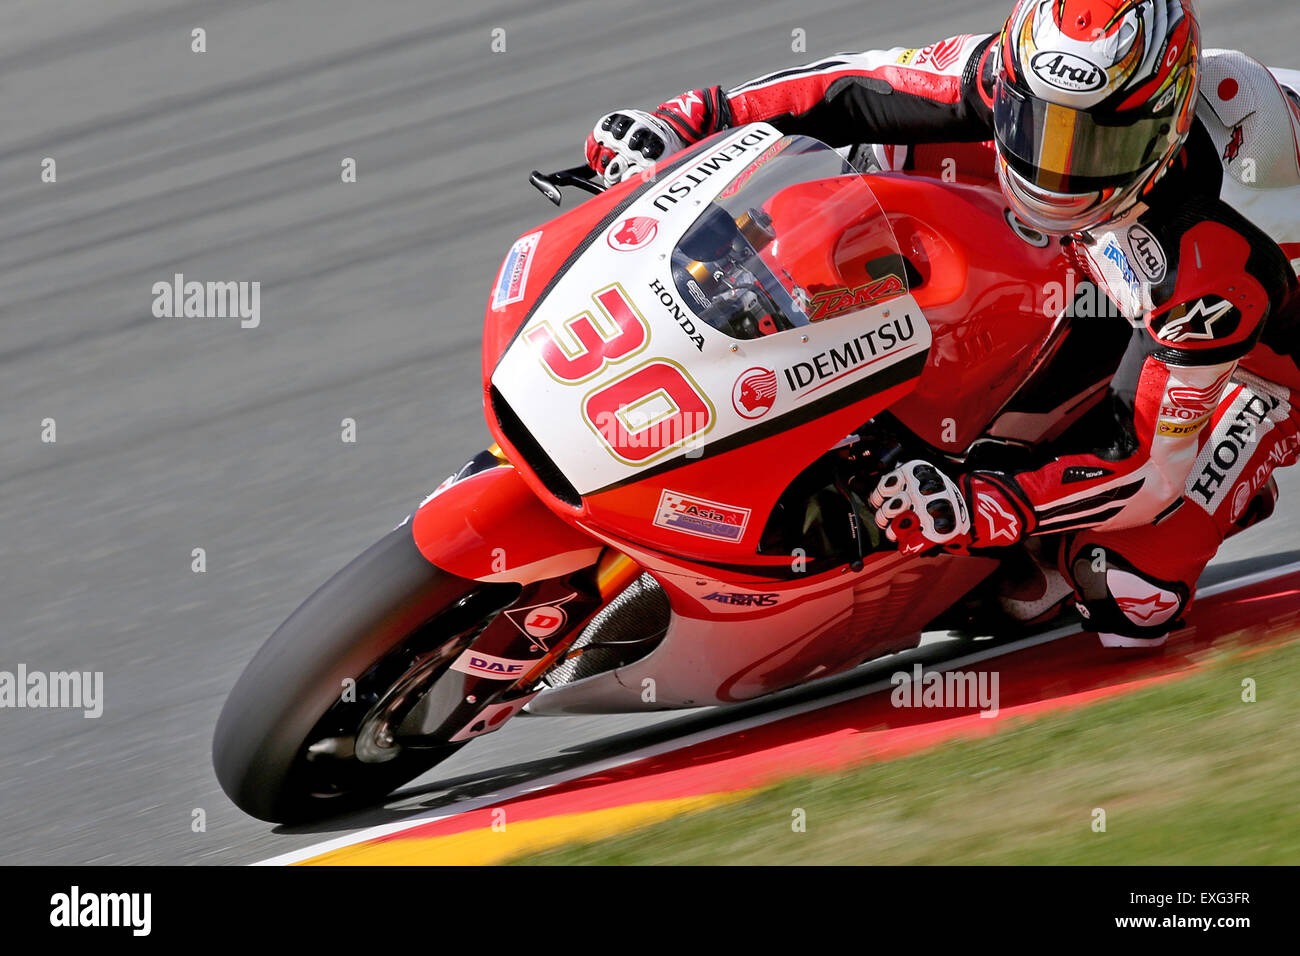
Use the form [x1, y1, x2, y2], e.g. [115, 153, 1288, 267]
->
[0, 0, 1294, 866]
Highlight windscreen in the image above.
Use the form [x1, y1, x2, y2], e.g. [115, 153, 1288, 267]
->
[670, 136, 909, 340]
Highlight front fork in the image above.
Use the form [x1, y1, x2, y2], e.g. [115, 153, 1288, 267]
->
[433, 550, 641, 743]
[402, 446, 642, 744]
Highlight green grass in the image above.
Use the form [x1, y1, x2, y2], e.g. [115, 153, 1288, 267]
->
[509, 637, 1300, 865]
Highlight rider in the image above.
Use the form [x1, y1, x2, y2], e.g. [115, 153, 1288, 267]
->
[583, 0, 1300, 646]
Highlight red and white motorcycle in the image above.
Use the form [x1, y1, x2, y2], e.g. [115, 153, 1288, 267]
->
[213, 97, 1296, 821]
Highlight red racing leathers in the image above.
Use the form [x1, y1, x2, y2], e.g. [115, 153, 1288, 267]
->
[650, 33, 1300, 635]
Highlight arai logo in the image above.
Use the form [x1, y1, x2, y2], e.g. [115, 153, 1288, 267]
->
[1126, 224, 1167, 283]
[1030, 51, 1106, 92]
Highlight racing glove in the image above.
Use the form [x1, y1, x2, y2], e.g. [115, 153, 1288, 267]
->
[869, 460, 1036, 555]
[585, 86, 731, 185]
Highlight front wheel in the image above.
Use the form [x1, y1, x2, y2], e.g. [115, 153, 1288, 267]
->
[212, 525, 516, 823]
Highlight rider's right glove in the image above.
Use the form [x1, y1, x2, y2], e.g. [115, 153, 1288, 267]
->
[585, 86, 731, 186]
[869, 460, 1037, 556]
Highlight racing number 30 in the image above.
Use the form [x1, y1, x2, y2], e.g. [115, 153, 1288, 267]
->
[527, 284, 713, 463]
[525, 285, 647, 382]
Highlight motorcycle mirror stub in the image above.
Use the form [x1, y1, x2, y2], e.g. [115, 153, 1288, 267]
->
[529, 166, 605, 206]
[530, 170, 563, 206]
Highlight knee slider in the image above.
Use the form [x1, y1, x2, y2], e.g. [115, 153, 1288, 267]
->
[1067, 546, 1189, 638]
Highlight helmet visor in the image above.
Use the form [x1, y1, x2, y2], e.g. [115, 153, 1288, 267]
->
[993, 80, 1174, 194]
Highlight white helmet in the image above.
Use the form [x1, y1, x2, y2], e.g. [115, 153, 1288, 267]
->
[993, 0, 1201, 234]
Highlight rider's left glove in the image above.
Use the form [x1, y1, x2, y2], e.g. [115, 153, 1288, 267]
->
[869, 460, 1035, 555]
[585, 87, 731, 186]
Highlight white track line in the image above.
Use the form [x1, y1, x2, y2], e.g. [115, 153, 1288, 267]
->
[254, 559, 1300, 865]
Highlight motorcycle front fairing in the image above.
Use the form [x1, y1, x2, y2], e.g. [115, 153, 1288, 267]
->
[485, 125, 933, 573]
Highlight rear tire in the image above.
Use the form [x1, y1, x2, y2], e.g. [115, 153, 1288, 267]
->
[213, 526, 493, 823]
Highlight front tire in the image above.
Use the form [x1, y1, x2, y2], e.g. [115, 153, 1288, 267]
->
[212, 525, 506, 823]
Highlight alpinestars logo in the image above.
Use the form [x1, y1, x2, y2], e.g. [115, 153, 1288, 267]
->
[976, 495, 1019, 542]
[1160, 297, 1236, 342]
[1116, 593, 1179, 622]
[1107, 569, 1182, 627]
[661, 90, 705, 125]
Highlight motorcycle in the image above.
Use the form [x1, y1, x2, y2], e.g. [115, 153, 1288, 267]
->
[214, 122, 1137, 823]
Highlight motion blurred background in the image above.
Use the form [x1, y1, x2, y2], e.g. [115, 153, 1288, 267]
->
[0, 0, 1293, 864]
